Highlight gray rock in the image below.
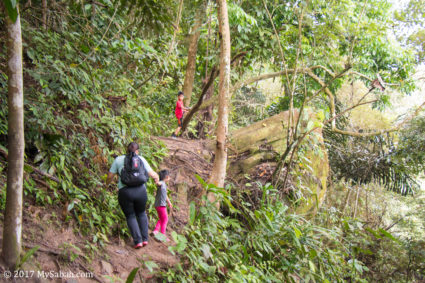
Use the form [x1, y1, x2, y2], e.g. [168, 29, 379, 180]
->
[100, 260, 113, 275]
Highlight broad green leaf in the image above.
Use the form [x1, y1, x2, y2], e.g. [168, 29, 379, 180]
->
[144, 261, 159, 273]
[18, 246, 39, 268]
[4, 0, 18, 22]
[125, 267, 139, 283]
[378, 228, 400, 243]
[293, 226, 302, 238]
[189, 201, 196, 225]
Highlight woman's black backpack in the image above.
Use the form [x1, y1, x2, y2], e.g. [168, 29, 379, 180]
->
[120, 153, 149, 187]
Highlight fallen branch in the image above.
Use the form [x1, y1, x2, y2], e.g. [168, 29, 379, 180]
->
[0, 147, 60, 183]
[173, 148, 210, 163]
[78, 260, 104, 283]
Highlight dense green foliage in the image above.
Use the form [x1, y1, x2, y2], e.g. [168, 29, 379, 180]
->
[325, 128, 420, 195]
[396, 115, 425, 175]
[0, 1, 173, 243]
[164, 183, 362, 282]
[162, 180, 425, 282]
[1, 0, 424, 281]
[395, 0, 425, 61]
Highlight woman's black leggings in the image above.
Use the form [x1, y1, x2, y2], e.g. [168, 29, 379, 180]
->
[118, 185, 148, 245]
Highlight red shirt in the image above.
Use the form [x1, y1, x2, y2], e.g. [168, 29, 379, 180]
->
[175, 100, 183, 118]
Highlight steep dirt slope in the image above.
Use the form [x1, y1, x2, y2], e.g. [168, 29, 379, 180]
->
[0, 137, 213, 283]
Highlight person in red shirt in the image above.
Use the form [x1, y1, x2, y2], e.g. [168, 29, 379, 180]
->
[172, 91, 189, 138]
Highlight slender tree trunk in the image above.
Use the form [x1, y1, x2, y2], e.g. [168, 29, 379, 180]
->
[166, 0, 184, 56]
[42, 0, 47, 30]
[208, 0, 230, 200]
[92, 1, 96, 23]
[196, 78, 214, 138]
[182, 1, 206, 106]
[2, 5, 25, 270]
[25, 0, 32, 9]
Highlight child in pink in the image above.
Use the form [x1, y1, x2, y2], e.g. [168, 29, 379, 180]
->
[152, 170, 172, 239]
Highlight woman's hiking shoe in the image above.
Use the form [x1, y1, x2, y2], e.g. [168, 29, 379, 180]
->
[171, 133, 177, 139]
[142, 241, 148, 247]
[134, 243, 143, 249]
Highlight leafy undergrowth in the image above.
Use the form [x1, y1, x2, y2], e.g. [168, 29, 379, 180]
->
[159, 179, 425, 283]
[0, 2, 174, 247]
[0, 203, 179, 283]
[1, 146, 424, 282]
[0, 137, 211, 282]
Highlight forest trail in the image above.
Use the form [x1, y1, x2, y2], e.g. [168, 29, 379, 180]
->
[0, 137, 213, 283]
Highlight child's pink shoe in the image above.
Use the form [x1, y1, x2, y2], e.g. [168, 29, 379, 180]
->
[134, 243, 143, 249]
[142, 241, 148, 247]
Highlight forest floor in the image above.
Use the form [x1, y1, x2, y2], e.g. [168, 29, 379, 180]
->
[0, 137, 213, 283]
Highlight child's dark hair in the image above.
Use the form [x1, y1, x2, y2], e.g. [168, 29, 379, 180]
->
[177, 91, 184, 96]
[159, 169, 170, 181]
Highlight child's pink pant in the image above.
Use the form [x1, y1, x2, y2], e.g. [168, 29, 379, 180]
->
[153, 206, 168, 234]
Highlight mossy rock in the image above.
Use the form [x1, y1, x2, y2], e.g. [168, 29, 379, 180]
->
[228, 109, 328, 214]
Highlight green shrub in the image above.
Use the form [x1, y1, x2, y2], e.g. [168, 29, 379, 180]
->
[162, 179, 367, 282]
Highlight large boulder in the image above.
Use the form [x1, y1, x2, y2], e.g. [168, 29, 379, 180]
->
[227, 110, 329, 214]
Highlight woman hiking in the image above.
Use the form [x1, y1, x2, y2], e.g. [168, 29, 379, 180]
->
[106, 142, 160, 249]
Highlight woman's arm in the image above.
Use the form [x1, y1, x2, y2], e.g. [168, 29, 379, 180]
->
[149, 171, 160, 185]
[139, 156, 160, 185]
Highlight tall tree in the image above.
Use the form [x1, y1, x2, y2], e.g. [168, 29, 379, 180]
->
[182, 1, 207, 106]
[166, 0, 184, 57]
[42, 0, 47, 30]
[2, 1, 25, 269]
[208, 0, 230, 199]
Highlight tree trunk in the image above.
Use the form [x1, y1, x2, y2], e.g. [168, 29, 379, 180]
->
[182, 2, 206, 106]
[42, 0, 47, 30]
[195, 77, 214, 138]
[208, 0, 230, 200]
[166, 0, 184, 57]
[91, 1, 96, 23]
[2, 5, 25, 270]
[25, 0, 32, 9]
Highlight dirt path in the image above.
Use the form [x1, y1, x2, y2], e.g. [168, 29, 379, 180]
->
[0, 137, 213, 283]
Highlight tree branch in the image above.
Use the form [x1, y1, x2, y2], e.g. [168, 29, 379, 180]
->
[0, 148, 60, 183]
[180, 51, 248, 133]
[329, 99, 425, 137]
[181, 66, 219, 133]
[229, 65, 330, 94]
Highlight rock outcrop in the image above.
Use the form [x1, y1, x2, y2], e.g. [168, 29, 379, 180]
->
[228, 110, 329, 214]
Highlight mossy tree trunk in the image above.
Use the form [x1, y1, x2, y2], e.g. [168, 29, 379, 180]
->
[2, 3, 25, 270]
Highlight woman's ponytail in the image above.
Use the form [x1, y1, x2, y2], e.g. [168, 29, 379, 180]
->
[127, 142, 139, 157]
